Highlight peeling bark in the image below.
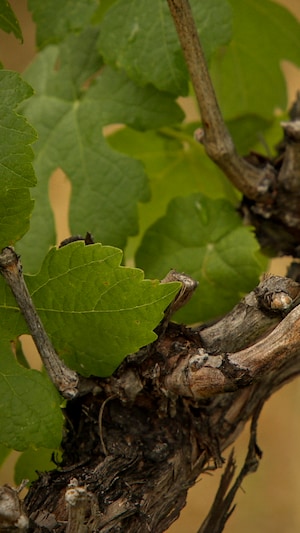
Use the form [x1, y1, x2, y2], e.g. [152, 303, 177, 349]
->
[16, 274, 300, 532]
[1, 2, 300, 531]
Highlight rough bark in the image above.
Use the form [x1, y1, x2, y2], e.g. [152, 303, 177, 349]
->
[1, 2, 300, 532]
[9, 274, 298, 532]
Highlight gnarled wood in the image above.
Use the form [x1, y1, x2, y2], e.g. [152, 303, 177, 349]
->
[21, 275, 300, 532]
[2, 2, 300, 531]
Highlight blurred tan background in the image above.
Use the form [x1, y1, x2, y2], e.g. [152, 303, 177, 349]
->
[1, 2, 300, 532]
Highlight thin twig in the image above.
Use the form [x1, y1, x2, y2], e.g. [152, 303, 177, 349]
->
[198, 404, 263, 533]
[197, 450, 236, 533]
[159, 270, 198, 332]
[166, 0, 276, 200]
[0, 247, 79, 399]
[98, 395, 117, 456]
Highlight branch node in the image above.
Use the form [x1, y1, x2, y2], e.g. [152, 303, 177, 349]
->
[161, 269, 198, 323]
[167, 0, 277, 202]
[65, 478, 98, 533]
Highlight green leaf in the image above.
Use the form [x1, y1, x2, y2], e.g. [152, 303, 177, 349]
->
[0, 341, 64, 451]
[109, 115, 272, 258]
[109, 126, 240, 259]
[226, 115, 272, 156]
[15, 338, 30, 368]
[136, 193, 265, 323]
[211, 0, 300, 119]
[251, 111, 289, 157]
[20, 28, 183, 272]
[22, 242, 180, 377]
[15, 448, 61, 484]
[98, 0, 232, 95]
[0, 241, 179, 376]
[0, 0, 22, 41]
[28, 0, 98, 48]
[91, 0, 118, 23]
[0, 277, 28, 341]
[0, 71, 36, 250]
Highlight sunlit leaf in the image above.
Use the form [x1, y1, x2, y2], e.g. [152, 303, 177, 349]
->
[0, 243, 180, 377]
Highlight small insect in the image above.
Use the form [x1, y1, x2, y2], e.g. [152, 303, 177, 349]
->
[59, 231, 94, 248]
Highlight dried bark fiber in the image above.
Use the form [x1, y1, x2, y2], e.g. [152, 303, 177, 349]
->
[2, 1, 300, 530]
[20, 274, 300, 532]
